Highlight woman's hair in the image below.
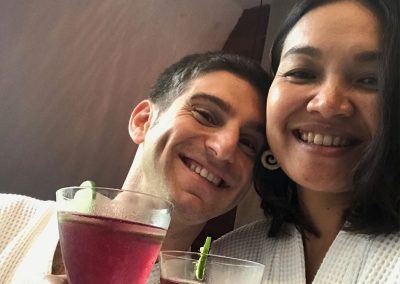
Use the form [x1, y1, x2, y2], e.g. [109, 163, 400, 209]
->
[255, 0, 400, 236]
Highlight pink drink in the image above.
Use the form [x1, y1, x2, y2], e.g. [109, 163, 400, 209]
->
[160, 278, 202, 284]
[58, 211, 166, 284]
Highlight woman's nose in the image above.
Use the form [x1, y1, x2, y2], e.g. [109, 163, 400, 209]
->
[306, 79, 354, 118]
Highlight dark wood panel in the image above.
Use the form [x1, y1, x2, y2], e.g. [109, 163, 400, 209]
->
[192, 4, 270, 251]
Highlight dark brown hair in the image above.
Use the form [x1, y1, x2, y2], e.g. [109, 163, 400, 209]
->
[149, 52, 271, 112]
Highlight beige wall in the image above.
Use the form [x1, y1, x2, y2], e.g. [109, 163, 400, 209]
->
[0, 0, 246, 199]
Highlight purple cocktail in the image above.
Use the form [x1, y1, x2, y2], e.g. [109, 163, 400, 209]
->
[58, 212, 166, 283]
[56, 186, 172, 284]
[160, 278, 201, 284]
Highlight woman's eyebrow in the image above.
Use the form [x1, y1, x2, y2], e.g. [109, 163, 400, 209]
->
[354, 50, 381, 63]
[282, 45, 322, 59]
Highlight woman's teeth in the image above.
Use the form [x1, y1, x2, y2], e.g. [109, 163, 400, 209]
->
[188, 162, 222, 186]
[300, 131, 349, 147]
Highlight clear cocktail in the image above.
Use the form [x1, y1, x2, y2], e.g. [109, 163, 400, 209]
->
[159, 251, 265, 284]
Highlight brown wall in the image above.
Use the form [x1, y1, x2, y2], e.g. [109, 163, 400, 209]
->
[0, 0, 245, 199]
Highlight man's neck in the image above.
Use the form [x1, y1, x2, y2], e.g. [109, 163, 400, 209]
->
[123, 151, 205, 251]
[161, 218, 206, 251]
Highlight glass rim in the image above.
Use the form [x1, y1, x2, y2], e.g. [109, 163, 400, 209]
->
[160, 250, 265, 268]
[56, 186, 174, 209]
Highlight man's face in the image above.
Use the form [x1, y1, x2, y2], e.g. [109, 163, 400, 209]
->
[138, 71, 265, 224]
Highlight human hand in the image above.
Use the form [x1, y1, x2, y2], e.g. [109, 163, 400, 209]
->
[43, 274, 68, 284]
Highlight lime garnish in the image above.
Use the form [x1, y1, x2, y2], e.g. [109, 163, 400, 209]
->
[195, 236, 212, 281]
[73, 180, 96, 213]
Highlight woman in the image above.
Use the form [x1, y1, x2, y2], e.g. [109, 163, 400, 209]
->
[213, 0, 400, 283]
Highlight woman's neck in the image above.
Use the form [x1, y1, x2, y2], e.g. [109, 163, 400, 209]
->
[297, 187, 351, 283]
[297, 187, 350, 236]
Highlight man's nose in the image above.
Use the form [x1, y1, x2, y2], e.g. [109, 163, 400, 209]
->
[306, 79, 354, 118]
[205, 126, 239, 163]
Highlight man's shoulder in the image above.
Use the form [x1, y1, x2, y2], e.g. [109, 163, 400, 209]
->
[0, 193, 56, 233]
[0, 193, 55, 211]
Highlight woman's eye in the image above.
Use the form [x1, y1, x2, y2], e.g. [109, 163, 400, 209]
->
[284, 70, 316, 82]
[192, 108, 216, 125]
[357, 76, 378, 90]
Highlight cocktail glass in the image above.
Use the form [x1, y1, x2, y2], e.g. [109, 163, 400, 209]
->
[56, 186, 173, 284]
[159, 250, 265, 284]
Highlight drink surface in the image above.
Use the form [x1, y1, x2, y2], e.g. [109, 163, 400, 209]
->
[160, 277, 202, 284]
[58, 211, 166, 284]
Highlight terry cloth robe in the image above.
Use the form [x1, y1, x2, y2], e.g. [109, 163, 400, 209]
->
[212, 219, 400, 283]
[0, 194, 59, 284]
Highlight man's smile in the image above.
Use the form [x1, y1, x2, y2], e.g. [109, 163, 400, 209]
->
[181, 156, 225, 187]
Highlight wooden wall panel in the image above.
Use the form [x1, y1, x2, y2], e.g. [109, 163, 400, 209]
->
[192, 4, 270, 251]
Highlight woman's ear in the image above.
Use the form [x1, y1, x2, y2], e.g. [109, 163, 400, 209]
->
[128, 100, 154, 144]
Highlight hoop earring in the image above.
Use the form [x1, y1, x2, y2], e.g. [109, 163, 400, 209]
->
[261, 150, 280, 170]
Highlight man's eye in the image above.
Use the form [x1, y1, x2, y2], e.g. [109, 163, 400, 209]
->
[239, 138, 258, 157]
[192, 108, 216, 125]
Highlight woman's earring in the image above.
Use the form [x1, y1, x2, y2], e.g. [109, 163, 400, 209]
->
[261, 150, 280, 170]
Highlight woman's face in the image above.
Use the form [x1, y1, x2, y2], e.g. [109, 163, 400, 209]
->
[267, 1, 380, 193]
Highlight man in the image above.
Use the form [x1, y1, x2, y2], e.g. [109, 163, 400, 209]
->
[1, 52, 270, 283]
[124, 52, 269, 253]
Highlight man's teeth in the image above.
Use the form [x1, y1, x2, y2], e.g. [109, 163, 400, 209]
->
[300, 132, 348, 147]
[189, 163, 222, 186]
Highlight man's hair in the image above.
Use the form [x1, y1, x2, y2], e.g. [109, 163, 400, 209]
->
[255, 0, 400, 236]
[149, 52, 271, 112]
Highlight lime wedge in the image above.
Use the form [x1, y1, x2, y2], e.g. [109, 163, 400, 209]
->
[73, 180, 96, 213]
[195, 236, 212, 281]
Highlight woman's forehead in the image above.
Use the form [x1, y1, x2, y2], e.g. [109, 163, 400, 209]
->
[282, 1, 380, 55]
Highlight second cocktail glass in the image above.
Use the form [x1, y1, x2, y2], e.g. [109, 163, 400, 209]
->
[159, 250, 265, 284]
[56, 186, 173, 284]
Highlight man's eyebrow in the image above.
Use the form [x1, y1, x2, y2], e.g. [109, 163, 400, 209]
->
[354, 50, 381, 62]
[190, 93, 232, 114]
[282, 45, 322, 59]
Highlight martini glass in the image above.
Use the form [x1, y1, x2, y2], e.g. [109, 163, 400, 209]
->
[159, 250, 265, 284]
[56, 186, 173, 284]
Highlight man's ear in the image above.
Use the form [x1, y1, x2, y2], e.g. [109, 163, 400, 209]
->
[128, 100, 154, 144]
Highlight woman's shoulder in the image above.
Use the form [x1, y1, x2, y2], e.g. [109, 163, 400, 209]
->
[350, 230, 400, 282]
[216, 219, 272, 243]
[369, 230, 400, 254]
[211, 219, 274, 262]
